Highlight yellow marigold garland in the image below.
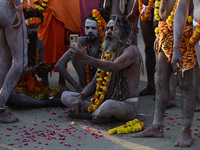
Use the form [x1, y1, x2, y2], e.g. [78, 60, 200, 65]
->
[154, 0, 193, 37]
[108, 118, 144, 134]
[88, 52, 111, 112]
[139, 0, 154, 21]
[34, 0, 48, 11]
[92, 9, 106, 42]
[26, 17, 42, 25]
[10, 0, 27, 9]
[189, 19, 200, 45]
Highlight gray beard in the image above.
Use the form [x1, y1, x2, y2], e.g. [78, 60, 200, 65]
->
[102, 36, 119, 52]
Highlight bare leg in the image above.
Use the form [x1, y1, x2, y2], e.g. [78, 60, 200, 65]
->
[174, 69, 195, 147]
[139, 18, 156, 96]
[61, 91, 91, 118]
[0, 3, 27, 122]
[132, 51, 171, 137]
[92, 99, 138, 124]
[167, 73, 177, 108]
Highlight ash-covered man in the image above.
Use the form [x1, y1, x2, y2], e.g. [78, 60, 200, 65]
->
[55, 8, 109, 92]
[0, 0, 27, 123]
[61, 16, 141, 123]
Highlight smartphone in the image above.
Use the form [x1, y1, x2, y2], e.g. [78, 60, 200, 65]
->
[70, 34, 78, 47]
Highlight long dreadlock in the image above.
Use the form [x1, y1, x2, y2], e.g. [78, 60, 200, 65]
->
[104, 16, 137, 101]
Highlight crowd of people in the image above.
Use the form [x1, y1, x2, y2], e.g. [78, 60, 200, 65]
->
[0, 0, 200, 148]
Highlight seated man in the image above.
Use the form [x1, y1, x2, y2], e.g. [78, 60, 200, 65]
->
[61, 16, 141, 123]
[55, 8, 109, 92]
[6, 8, 64, 109]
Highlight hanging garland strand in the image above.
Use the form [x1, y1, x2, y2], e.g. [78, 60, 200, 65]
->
[34, 0, 48, 11]
[88, 52, 112, 112]
[138, 0, 154, 21]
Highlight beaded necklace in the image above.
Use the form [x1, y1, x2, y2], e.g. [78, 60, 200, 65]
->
[10, 0, 27, 9]
[87, 52, 112, 112]
[138, 0, 154, 21]
[34, 0, 48, 11]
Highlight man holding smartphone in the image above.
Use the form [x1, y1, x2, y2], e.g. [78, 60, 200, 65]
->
[61, 16, 141, 124]
[56, 8, 109, 92]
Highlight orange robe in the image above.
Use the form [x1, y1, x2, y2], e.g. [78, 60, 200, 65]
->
[29, 0, 81, 71]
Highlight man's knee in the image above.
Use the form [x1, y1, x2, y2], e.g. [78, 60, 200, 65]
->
[93, 100, 114, 117]
[61, 91, 73, 107]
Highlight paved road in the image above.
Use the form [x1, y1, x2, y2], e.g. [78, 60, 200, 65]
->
[0, 30, 200, 150]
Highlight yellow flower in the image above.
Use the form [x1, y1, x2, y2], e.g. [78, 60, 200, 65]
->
[187, 16, 193, 23]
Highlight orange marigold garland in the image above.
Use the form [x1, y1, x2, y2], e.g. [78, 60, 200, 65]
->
[34, 0, 48, 11]
[189, 19, 200, 45]
[166, 0, 178, 25]
[88, 52, 111, 112]
[10, 0, 27, 9]
[25, 17, 42, 25]
[17, 48, 41, 92]
[139, 0, 154, 21]
[92, 9, 106, 42]
[84, 47, 91, 85]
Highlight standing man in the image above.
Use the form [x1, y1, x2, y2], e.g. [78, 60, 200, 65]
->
[0, 0, 27, 122]
[132, 0, 196, 147]
[127, 0, 156, 95]
[61, 16, 141, 124]
[56, 8, 109, 92]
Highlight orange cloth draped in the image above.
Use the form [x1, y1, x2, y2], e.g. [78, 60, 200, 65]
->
[29, 0, 81, 71]
[157, 21, 196, 71]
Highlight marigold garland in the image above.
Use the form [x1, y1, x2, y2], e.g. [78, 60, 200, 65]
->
[34, 0, 48, 11]
[10, 0, 27, 9]
[17, 48, 41, 92]
[139, 0, 154, 21]
[92, 9, 106, 42]
[26, 17, 42, 25]
[88, 52, 111, 112]
[189, 19, 200, 45]
[154, 0, 193, 37]
[84, 47, 91, 85]
[108, 118, 144, 134]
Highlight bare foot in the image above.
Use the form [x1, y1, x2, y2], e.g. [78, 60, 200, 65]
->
[139, 87, 155, 96]
[166, 100, 176, 108]
[174, 127, 192, 147]
[0, 110, 19, 123]
[132, 125, 164, 138]
[92, 116, 116, 124]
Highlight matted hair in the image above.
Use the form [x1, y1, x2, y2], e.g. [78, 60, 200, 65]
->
[109, 16, 133, 45]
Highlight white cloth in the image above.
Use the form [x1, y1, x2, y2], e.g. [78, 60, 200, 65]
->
[140, 5, 148, 15]
[126, 97, 138, 102]
[193, 19, 198, 27]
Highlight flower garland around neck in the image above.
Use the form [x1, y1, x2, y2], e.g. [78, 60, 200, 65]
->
[26, 17, 42, 25]
[189, 19, 200, 45]
[87, 52, 112, 112]
[34, 0, 48, 11]
[92, 9, 106, 42]
[108, 118, 144, 134]
[139, 0, 154, 21]
[84, 46, 91, 85]
[10, 0, 27, 9]
[154, 0, 193, 37]
[17, 48, 41, 92]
